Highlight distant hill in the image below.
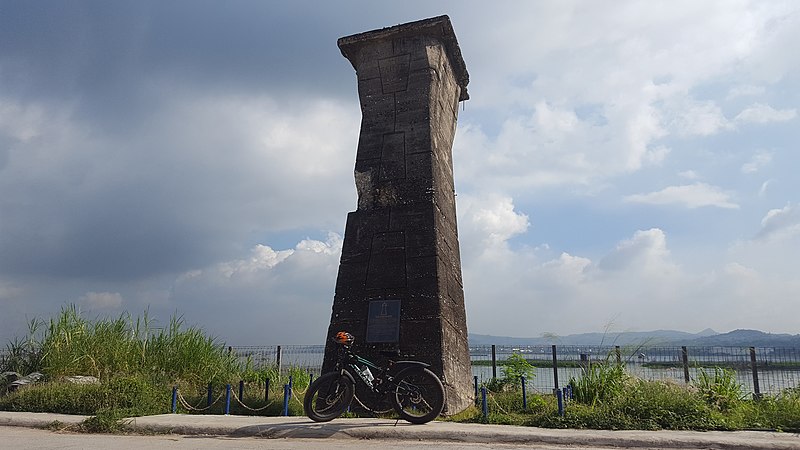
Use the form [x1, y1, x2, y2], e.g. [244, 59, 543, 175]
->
[469, 328, 800, 347]
[678, 329, 800, 347]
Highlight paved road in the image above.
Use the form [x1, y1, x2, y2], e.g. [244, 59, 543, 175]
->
[0, 425, 684, 449]
[2, 412, 799, 449]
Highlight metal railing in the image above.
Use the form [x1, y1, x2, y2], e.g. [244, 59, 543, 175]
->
[228, 344, 800, 396]
[3, 343, 797, 396]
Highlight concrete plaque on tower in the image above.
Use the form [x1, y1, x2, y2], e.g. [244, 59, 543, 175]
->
[323, 15, 473, 414]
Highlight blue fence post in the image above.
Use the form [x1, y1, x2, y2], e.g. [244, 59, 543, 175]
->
[521, 376, 527, 410]
[239, 380, 244, 402]
[556, 389, 564, 416]
[224, 384, 231, 415]
[265, 378, 270, 403]
[481, 386, 488, 421]
[171, 386, 177, 413]
[309, 373, 314, 386]
[283, 384, 290, 416]
[473, 375, 478, 402]
[207, 382, 213, 407]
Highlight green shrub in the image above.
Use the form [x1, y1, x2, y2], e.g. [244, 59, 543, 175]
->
[502, 353, 536, 388]
[612, 379, 719, 430]
[745, 389, 800, 431]
[1, 320, 45, 375]
[0, 376, 166, 417]
[483, 353, 536, 393]
[694, 367, 745, 411]
[570, 359, 628, 406]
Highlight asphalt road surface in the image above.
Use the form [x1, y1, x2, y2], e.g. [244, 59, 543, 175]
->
[0, 426, 681, 450]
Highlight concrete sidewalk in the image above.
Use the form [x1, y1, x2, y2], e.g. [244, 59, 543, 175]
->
[1, 411, 799, 449]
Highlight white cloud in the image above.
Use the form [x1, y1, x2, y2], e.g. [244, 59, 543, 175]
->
[296, 234, 342, 255]
[191, 234, 342, 283]
[541, 252, 592, 283]
[598, 228, 677, 276]
[758, 180, 772, 197]
[533, 100, 579, 133]
[462, 219, 800, 336]
[218, 245, 294, 278]
[454, 3, 798, 194]
[670, 100, 731, 136]
[462, 226, 684, 335]
[457, 194, 530, 253]
[678, 170, 700, 180]
[723, 262, 758, 279]
[741, 150, 773, 174]
[755, 203, 800, 241]
[79, 291, 124, 310]
[169, 234, 343, 344]
[734, 103, 797, 124]
[624, 183, 739, 209]
[726, 84, 765, 99]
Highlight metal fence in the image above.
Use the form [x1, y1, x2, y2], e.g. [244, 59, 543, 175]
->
[229, 344, 800, 396]
[3, 343, 797, 396]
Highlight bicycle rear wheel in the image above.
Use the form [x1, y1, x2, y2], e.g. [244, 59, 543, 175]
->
[392, 368, 444, 424]
[304, 372, 354, 422]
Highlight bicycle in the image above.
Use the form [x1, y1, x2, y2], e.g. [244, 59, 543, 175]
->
[304, 331, 445, 424]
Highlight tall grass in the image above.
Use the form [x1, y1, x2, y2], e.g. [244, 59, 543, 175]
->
[1, 305, 242, 386]
[694, 367, 745, 412]
[569, 356, 628, 406]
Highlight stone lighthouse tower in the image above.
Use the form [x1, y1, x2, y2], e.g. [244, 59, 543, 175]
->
[323, 15, 472, 413]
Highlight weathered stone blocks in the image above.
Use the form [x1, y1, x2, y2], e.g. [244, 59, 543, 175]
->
[323, 15, 472, 414]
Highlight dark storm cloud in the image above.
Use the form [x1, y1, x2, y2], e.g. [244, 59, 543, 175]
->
[0, 1, 364, 137]
[0, 1, 442, 106]
[0, 179, 223, 280]
[0, 92, 359, 281]
[0, 1, 395, 282]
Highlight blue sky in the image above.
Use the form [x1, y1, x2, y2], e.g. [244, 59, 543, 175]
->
[1, 1, 798, 344]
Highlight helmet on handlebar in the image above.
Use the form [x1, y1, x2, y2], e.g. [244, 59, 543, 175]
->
[334, 331, 354, 346]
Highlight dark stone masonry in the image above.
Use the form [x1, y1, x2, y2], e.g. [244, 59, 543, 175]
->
[322, 15, 472, 413]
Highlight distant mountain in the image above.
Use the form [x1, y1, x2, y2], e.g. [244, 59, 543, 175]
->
[469, 328, 800, 347]
[678, 329, 800, 347]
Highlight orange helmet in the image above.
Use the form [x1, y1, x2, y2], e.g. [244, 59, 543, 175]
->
[334, 331, 354, 345]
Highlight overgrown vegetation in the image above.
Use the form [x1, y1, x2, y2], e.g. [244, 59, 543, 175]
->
[695, 367, 745, 412]
[3, 307, 800, 433]
[0, 305, 304, 430]
[569, 357, 627, 406]
[484, 352, 536, 392]
[464, 346, 800, 431]
[458, 357, 800, 432]
[1, 304, 241, 385]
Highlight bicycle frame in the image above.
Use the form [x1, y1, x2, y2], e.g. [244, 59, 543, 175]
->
[334, 345, 429, 396]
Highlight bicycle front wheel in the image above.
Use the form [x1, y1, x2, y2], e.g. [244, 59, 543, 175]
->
[392, 368, 444, 424]
[304, 372, 354, 422]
